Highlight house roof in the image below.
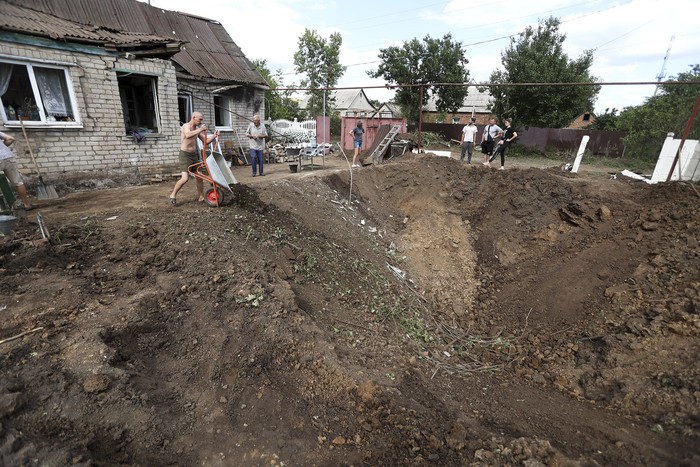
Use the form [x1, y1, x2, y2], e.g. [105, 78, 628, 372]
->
[2, 0, 267, 86]
[0, 2, 175, 49]
[372, 102, 401, 117]
[299, 89, 376, 112]
[423, 86, 491, 113]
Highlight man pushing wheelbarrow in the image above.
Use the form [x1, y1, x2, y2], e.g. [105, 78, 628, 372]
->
[169, 111, 219, 206]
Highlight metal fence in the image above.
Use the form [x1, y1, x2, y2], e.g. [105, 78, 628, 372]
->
[410, 123, 627, 157]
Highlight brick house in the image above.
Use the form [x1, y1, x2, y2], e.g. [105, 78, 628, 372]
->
[568, 112, 596, 129]
[0, 0, 267, 179]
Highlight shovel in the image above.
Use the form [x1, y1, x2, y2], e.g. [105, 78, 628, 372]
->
[19, 119, 58, 199]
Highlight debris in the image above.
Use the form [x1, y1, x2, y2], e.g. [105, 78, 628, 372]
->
[0, 326, 44, 345]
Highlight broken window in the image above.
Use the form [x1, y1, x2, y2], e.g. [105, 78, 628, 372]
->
[0, 60, 79, 125]
[178, 92, 192, 126]
[117, 72, 160, 135]
[214, 95, 231, 128]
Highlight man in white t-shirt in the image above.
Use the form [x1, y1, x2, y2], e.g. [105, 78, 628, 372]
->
[459, 117, 478, 163]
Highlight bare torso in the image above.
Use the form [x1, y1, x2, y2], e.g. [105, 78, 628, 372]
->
[180, 123, 202, 153]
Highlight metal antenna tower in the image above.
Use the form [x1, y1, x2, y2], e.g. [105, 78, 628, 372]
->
[654, 34, 675, 96]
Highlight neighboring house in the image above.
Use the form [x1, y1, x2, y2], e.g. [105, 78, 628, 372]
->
[422, 87, 493, 125]
[568, 112, 596, 129]
[299, 89, 376, 117]
[0, 0, 267, 178]
[372, 102, 402, 119]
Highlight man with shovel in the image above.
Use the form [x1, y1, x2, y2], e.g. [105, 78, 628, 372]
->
[0, 131, 35, 210]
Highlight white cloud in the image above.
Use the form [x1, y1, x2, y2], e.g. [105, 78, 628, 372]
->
[142, 0, 698, 109]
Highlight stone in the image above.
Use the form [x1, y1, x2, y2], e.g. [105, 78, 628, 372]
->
[83, 374, 110, 394]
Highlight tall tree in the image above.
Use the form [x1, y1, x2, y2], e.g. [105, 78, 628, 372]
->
[293, 29, 345, 117]
[252, 59, 300, 121]
[369, 34, 469, 124]
[486, 17, 600, 128]
[617, 64, 700, 160]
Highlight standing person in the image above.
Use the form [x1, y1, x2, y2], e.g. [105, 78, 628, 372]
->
[480, 117, 502, 164]
[487, 118, 517, 170]
[349, 121, 364, 168]
[459, 117, 478, 163]
[0, 131, 35, 210]
[246, 115, 267, 177]
[169, 111, 218, 205]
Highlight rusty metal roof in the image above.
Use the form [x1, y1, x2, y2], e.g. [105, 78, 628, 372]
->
[2, 0, 267, 86]
[0, 2, 174, 47]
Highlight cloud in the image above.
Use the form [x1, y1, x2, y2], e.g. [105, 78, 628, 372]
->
[144, 0, 698, 109]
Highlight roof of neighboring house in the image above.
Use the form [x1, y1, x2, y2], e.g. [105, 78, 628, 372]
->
[2, 0, 267, 86]
[372, 102, 402, 117]
[299, 89, 376, 112]
[423, 87, 491, 113]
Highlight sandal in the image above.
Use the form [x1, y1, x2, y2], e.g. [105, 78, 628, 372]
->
[169, 197, 177, 206]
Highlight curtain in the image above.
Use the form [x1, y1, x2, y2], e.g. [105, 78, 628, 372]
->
[34, 67, 70, 116]
[0, 63, 13, 97]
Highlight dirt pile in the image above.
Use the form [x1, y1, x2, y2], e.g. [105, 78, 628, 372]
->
[1, 155, 698, 465]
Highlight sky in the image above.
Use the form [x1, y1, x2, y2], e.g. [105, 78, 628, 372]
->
[141, 0, 698, 115]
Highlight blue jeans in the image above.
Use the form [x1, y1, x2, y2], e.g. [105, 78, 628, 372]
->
[250, 149, 264, 175]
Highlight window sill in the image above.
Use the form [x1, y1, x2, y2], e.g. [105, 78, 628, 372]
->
[3, 122, 83, 129]
[215, 127, 233, 132]
[122, 133, 166, 140]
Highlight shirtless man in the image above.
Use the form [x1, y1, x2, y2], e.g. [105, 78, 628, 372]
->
[169, 112, 218, 205]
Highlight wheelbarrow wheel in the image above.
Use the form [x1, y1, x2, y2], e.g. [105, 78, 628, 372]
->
[204, 187, 224, 207]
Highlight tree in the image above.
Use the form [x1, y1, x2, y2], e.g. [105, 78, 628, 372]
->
[252, 59, 301, 121]
[589, 108, 620, 131]
[616, 64, 700, 160]
[293, 29, 345, 117]
[486, 17, 600, 128]
[369, 34, 469, 124]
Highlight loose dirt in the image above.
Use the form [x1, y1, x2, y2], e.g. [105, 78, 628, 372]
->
[1, 152, 699, 466]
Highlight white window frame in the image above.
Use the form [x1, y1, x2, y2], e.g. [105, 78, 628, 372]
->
[214, 95, 232, 130]
[0, 58, 81, 127]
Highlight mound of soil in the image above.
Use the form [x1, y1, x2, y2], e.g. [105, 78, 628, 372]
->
[1, 154, 698, 465]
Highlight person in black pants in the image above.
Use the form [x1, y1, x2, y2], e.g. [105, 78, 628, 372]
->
[480, 117, 502, 164]
[486, 118, 517, 170]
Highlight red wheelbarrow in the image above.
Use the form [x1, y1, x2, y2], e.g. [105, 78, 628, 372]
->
[188, 133, 239, 207]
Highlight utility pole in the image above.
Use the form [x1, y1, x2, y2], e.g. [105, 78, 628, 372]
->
[654, 34, 675, 96]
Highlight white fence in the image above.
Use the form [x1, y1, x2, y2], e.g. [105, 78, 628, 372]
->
[269, 118, 316, 144]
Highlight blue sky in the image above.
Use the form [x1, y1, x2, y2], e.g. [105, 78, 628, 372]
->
[142, 0, 698, 115]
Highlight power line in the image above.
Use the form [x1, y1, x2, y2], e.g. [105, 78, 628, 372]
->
[270, 80, 700, 92]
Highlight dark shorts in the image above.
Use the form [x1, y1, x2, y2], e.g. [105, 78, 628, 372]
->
[178, 150, 199, 172]
[481, 140, 494, 155]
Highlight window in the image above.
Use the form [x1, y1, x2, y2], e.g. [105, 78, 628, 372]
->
[582, 113, 591, 121]
[117, 72, 159, 135]
[0, 60, 79, 125]
[214, 95, 231, 128]
[452, 117, 461, 124]
[178, 92, 192, 125]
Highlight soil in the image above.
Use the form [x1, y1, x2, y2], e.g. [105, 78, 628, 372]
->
[1, 151, 699, 466]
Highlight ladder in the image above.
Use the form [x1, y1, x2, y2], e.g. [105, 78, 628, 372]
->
[368, 123, 402, 164]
